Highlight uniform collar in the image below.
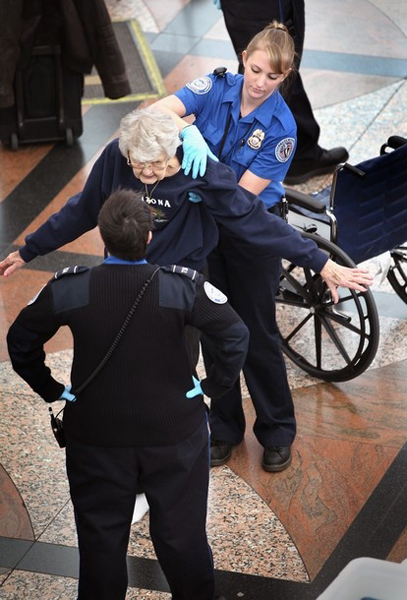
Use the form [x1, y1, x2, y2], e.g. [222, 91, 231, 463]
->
[239, 91, 280, 128]
[222, 74, 280, 128]
[104, 256, 148, 265]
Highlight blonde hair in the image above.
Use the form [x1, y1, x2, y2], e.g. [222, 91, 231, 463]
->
[119, 108, 180, 162]
[245, 21, 296, 75]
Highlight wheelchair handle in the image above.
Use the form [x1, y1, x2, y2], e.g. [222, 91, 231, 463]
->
[341, 162, 366, 178]
[380, 135, 407, 154]
[283, 187, 327, 213]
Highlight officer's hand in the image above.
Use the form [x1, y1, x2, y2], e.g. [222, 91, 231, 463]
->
[0, 251, 26, 277]
[212, 0, 222, 9]
[186, 376, 203, 398]
[180, 125, 219, 178]
[188, 192, 202, 203]
[58, 385, 76, 402]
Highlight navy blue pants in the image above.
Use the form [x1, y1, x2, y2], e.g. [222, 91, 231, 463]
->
[204, 237, 296, 448]
[66, 418, 214, 600]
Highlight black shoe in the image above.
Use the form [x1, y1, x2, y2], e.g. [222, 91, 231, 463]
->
[210, 440, 233, 466]
[284, 147, 349, 185]
[262, 446, 292, 472]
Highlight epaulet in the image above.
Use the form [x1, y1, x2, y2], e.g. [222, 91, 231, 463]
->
[213, 66, 227, 77]
[212, 67, 235, 88]
[53, 266, 89, 279]
[161, 265, 199, 281]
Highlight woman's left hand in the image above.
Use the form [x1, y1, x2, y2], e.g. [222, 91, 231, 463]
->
[320, 259, 374, 304]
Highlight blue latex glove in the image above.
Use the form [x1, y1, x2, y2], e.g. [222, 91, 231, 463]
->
[212, 0, 222, 9]
[180, 125, 219, 178]
[188, 192, 202, 203]
[186, 376, 203, 398]
[58, 384, 76, 402]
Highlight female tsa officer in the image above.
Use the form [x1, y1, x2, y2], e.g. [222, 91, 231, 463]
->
[152, 22, 299, 473]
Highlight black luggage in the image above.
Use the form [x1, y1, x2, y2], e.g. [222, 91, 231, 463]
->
[0, 45, 83, 150]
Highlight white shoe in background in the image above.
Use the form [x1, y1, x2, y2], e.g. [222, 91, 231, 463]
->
[132, 493, 150, 523]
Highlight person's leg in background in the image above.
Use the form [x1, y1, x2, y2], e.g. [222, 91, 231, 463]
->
[219, 0, 348, 183]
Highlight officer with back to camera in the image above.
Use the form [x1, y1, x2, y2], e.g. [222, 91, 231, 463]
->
[7, 189, 248, 600]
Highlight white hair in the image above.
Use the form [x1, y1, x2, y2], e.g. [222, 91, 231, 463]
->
[118, 108, 180, 161]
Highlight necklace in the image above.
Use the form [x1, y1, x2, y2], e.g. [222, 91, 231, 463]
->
[144, 181, 160, 201]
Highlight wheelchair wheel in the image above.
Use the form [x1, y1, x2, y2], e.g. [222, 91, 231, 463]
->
[276, 232, 380, 382]
[387, 245, 407, 304]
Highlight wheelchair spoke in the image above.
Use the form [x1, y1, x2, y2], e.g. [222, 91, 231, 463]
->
[317, 313, 353, 365]
[276, 231, 380, 382]
[321, 306, 368, 337]
[314, 315, 322, 369]
[284, 312, 313, 343]
[387, 247, 407, 303]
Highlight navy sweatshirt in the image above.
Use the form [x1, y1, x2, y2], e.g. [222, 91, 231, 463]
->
[20, 140, 328, 273]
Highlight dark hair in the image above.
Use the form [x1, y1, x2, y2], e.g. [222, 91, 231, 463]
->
[98, 189, 154, 261]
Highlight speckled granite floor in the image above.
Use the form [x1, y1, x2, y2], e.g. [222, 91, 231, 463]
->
[1, 0, 407, 599]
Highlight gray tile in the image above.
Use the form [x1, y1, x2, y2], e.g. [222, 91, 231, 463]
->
[151, 51, 185, 79]
[150, 33, 199, 55]
[302, 50, 407, 78]
[0, 538, 33, 569]
[163, 1, 220, 36]
[17, 542, 79, 578]
[190, 38, 237, 60]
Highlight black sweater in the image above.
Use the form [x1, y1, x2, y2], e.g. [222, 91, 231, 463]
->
[7, 264, 249, 447]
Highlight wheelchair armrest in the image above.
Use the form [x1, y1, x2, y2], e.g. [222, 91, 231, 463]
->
[283, 187, 327, 214]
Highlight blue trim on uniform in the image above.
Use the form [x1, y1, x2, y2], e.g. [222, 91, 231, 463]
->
[103, 256, 148, 265]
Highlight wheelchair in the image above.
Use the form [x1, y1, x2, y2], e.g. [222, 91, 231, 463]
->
[276, 136, 407, 382]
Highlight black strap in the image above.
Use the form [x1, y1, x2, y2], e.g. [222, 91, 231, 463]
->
[218, 109, 255, 163]
[218, 111, 233, 160]
[73, 267, 160, 395]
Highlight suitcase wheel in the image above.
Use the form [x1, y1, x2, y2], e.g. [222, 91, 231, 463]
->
[10, 133, 19, 151]
[65, 128, 74, 147]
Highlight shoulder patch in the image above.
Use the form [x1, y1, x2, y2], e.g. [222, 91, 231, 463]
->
[186, 76, 212, 95]
[275, 137, 296, 163]
[204, 281, 228, 304]
[162, 265, 198, 280]
[54, 266, 89, 279]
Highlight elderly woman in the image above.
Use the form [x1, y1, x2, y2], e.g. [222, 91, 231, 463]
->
[0, 108, 372, 475]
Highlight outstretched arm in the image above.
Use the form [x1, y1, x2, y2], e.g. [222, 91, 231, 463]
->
[320, 259, 374, 304]
[0, 250, 26, 277]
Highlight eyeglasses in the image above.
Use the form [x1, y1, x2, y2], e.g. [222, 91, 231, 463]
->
[127, 154, 168, 172]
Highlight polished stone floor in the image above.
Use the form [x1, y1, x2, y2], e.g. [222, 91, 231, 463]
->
[1, 0, 407, 598]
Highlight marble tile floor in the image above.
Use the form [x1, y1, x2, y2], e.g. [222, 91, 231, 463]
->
[1, 0, 407, 598]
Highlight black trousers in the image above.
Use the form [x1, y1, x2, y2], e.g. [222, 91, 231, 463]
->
[66, 418, 214, 600]
[203, 240, 296, 448]
[220, 0, 322, 162]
